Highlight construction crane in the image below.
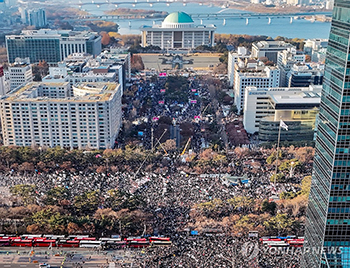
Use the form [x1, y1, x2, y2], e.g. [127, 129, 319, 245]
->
[181, 137, 192, 156]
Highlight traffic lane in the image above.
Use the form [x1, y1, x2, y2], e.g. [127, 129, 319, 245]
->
[1, 265, 106, 268]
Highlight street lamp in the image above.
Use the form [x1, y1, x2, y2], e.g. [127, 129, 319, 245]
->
[289, 161, 296, 177]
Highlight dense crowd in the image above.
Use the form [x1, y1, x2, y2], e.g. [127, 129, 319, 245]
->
[0, 76, 313, 267]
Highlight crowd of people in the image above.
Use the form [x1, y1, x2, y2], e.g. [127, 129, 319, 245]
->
[0, 75, 314, 267]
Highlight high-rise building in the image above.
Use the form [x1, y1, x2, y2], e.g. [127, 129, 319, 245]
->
[251, 41, 295, 63]
[42, 51, 128, 93]
[0, 82, 122, 149]
[4, 0, 16, 7]
[277, 48, 306, 87]
[5, 57, 33, 91]
[6, 29, 101, 64]
[233, 59, 280, 113]
[286, 63, 324, 87]
[302, 1, 350, 267]
[304, 39, 328, 63]
[227, 49, 250, 87]
[19, 7, 47, 27]
[27, 8, 47, 28]
[0, 66, 6, 96]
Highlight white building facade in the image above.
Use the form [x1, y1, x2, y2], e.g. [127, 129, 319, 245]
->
[227, 49, 250, 87]
[140, 12, 216, 49]
[234, 62, 280, 113]
[0, 82, 122, 149]
[243, 85, 322, 134]
[5, 58, 33, 91]
[252, 41, 295, 63]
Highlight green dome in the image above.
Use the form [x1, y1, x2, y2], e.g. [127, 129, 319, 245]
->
[163, 12, 194, 24]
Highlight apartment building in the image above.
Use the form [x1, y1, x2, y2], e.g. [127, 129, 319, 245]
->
[0, 82, 122, 149]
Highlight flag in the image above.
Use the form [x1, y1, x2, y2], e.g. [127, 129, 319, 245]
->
[280, 120, 289, 131]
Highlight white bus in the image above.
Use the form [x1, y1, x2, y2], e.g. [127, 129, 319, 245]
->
[79, 240, 102, 248]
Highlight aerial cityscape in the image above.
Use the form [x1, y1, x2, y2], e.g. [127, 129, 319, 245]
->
[0, 0, 348, 267]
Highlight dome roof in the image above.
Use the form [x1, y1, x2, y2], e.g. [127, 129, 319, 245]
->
[163, 12, 194, 24]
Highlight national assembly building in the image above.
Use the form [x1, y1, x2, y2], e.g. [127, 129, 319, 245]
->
[140, 12, 216, 49]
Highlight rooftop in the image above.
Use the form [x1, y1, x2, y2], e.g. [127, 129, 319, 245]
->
[2, 82, 119, 103]
[163, 12, 194, 24]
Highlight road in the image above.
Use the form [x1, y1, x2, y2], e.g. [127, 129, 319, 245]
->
[0, 248, 131, 268]
[208, 84, 229, 150]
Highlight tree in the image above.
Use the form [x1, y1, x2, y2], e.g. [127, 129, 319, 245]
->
[300, 176, 312, 196]
[44, 187, 70, 206]
[100, 31, 111, 46]
[131, 55, 145, 72]
[74, 190, 100, 216]
[18, 162, 35, 174]
[67, 222, 81, 235]
[161, 139, 177, 152]
[31, 206, 67, 233]
[266, 150, 282, 165]
[261, 200, 277, 215]
[263, 213, 295, 236]
[270, 173, 287, 183]
[41, 147, 67, 164]
[10, 185, 38, 206]
[94, 208, 118, 234]
[278, 159, 301, 177]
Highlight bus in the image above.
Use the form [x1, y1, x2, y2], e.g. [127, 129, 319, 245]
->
[0, 238, 10, 246]
[57, 240, 80, 248]
[79, 240, 102, 248]
[263, 241, 289, 248]
[149, 237, 170, 242]
[12, 239, 33, 247]
[151, 240, 172, 247]
[33, 239, 56, 247]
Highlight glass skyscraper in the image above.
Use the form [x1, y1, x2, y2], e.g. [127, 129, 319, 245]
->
[303, 1, 350, 267]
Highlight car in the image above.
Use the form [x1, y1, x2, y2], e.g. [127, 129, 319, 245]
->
[39, 263, 51, 268]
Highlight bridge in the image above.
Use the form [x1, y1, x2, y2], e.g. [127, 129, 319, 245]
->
[73, 11, 332, 22]
[74, 0, 181, 7]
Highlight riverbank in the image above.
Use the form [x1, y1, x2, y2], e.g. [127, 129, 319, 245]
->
[190, 0, 331, 14]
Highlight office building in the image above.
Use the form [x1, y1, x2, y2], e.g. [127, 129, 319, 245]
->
[302, 0, 350, 267]
[4, 0, 16, 7]
[326, 0, 334, 9]
[6, 29, 101, 63]
[19, 7, 47, 28]
[140, 12, 216, 49]
[43, 63, 122, 94]
[227, 49, 250, 87]
[0, 66, 6, 96]
[234, 59, 280, 113]
[304, 39, 328, 63]
[286, 63, 324, 87]
[277, 48, 306, 87]
[0, 82, 122, 149]
[243, 85, 321, 140]
[42, 51, 127, 92]
[252, 41, 295, 63]
[5, 58, 33, 91]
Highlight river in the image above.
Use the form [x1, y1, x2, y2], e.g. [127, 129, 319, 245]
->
[77, 1, 331, 39]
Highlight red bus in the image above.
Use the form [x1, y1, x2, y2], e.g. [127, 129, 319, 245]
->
[0, 238, 10, 246]
[57, 240, 80, 248]
[11, 239, 33, 247]
[74, 237, 96, 241]
[149, 237, 170, 242]
[33, 239, 57, 247]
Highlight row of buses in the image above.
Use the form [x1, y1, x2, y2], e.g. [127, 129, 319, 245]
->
[260, 236, 304, 248]
[0, 235, 171, 249]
